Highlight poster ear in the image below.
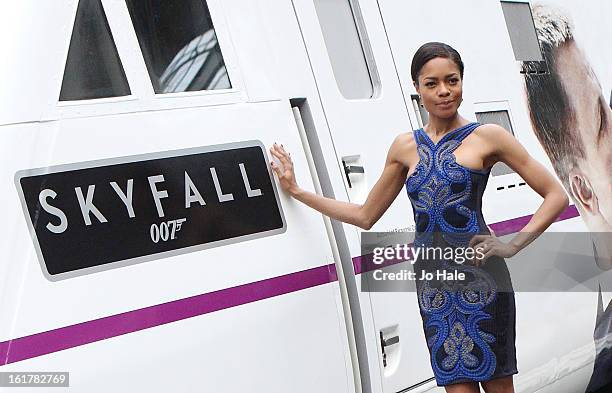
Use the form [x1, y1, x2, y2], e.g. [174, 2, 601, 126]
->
[569, 170, 597, 215]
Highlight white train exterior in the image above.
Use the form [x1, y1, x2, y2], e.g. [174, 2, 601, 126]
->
[0, 1, 610, 392]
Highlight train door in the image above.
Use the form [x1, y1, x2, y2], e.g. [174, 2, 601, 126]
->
[290, 1, 435, 391]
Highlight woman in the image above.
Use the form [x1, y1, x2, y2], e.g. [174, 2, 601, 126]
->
[269, 42, 569, 393]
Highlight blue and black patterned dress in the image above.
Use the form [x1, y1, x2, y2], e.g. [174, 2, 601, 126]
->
[405, 122, 517, 386]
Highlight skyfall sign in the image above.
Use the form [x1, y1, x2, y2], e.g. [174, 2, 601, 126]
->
[15, 141, 285, 279]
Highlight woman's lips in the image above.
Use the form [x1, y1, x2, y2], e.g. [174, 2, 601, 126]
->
[437, 100, 454, 107]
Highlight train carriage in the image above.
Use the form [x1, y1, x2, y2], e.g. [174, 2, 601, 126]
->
[0, 1, 610, 392]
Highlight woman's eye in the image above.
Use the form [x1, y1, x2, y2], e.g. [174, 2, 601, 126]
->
[449, 79, 458, 84]
[426, 82, 435, 87]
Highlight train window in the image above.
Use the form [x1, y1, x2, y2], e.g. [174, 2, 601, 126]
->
[500, 1, 543, 62]
[475, 110, 516, 176]
[125, 0, 231, 94]
[313, 0, 377, 99]
[59, 0, 131, 101]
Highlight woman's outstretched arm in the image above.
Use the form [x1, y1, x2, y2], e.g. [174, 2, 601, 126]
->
[269, 135, 412, 230]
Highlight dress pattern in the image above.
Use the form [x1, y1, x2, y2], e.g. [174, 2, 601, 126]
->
[406, 122, 517, 386]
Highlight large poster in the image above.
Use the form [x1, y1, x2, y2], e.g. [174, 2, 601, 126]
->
[521, 4, 611, 391]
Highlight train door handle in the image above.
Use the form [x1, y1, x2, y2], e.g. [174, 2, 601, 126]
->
[342, 160, 364, 188]
[380, 331, 400, 367]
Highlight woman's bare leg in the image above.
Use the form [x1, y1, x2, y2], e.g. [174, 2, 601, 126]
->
[481, 376, 515, 393]
[444, 382, 480, 393]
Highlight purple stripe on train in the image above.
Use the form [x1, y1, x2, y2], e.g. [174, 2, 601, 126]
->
[489, 204, 578, 236]
[0, 264, 337, 365]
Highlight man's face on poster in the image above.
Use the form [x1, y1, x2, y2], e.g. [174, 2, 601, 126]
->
[555, 42, 612, 232]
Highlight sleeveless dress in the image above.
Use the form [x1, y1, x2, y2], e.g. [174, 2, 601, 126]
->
[405, 122, 518, 386]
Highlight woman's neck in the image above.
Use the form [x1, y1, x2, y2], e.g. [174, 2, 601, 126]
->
[424, 114, 468, 137]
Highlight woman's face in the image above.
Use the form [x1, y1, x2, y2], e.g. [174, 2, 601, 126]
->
[414, 57, 463, 119]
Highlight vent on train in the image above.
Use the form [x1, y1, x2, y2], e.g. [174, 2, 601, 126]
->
[500, 1, 548, 74]
[59, 0, 131, 101]
[500, 1, 542, 61]
[475, 110, 516, 177]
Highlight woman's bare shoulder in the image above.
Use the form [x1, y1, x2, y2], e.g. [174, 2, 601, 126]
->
[473, 123, 518, 149]
[393, 131, 417, 148]
[474, 123, 513, 140]
[388, 131, 417, 165]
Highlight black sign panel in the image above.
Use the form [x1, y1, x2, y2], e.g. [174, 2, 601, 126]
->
[15, 141, 285, 279]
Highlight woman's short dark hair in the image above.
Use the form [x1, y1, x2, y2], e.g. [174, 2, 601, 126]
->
[411, 42, 464, 85]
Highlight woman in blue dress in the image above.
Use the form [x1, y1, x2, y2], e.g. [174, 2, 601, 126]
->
[269, 42, 569, 393]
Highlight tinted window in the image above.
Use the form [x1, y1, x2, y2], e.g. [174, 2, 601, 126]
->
[60, 0, 131, 101]
[125, 0, 231, 94]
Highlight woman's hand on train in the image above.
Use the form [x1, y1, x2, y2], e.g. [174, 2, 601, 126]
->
[270, 142, 300, 196]
[468, 233, 518, 266]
